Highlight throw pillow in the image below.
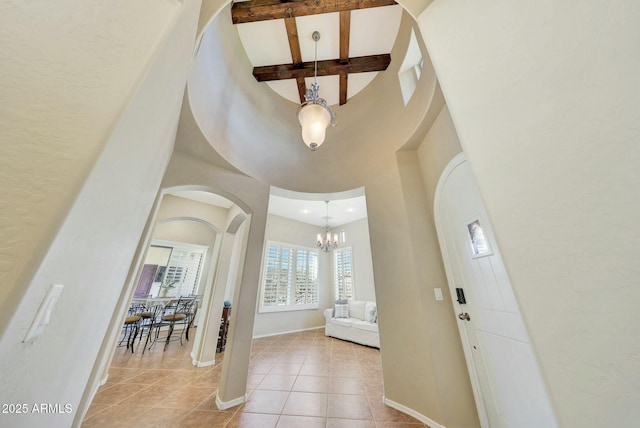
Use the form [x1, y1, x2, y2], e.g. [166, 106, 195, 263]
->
[334, 303, 349, 319]
[333, 299, 348, 317]
[364, 302, 377, 323]
[348, 300, 366, 321]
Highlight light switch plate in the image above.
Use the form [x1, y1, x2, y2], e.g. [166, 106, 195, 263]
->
[23, 284, 64, 343]
[434, 288, 444, 301]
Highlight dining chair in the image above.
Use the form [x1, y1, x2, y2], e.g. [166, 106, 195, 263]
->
[118, 303, 144, 352]
[183, 296, 202, 341]
[148, 297, 195, 351]
[137, 304, 163, 354]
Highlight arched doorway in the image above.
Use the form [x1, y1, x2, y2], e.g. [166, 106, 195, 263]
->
[434, 153, 556, 427]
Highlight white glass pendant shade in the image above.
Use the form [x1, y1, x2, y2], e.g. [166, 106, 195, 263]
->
[298, 103, 331, 150]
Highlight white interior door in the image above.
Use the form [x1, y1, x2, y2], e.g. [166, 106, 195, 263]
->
[435, 154, 557, 428]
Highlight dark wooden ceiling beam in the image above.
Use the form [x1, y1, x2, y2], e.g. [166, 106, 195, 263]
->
[284, 17, 307, 103]
[284, 18, 303, 65]
[253, 54, 391, 82]
[339, 11, 350, 63]
[339, 74, 348, 105]
[339, 11, 350, 105]
[231, 0, 397, 24]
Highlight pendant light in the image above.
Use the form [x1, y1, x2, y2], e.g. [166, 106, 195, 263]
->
[317, 200, 339, 252]
[296, 31, 337, 151]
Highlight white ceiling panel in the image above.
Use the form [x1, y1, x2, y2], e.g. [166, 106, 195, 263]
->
[236, 19, 291, 66]
[305, 75, 340, 106]
[266, 80, 300, 104]
[295, 13, 340, 62]
[349, 5, 403, 57]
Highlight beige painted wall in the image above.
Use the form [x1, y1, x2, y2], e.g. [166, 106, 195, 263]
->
[253, 214, 330, 337]
[414, 105, 479, 426]
[421, 1, 640, 426]
[145, 246, 172, 266]
[154, 221, 216, 247]
[0, 1, 202, 426]
[157, 194, 230, 226]
[416, 106, 463, 206]
[366, 151, 478, 427]
[0, 0, 194, 333]
[335, 218, 377, 302]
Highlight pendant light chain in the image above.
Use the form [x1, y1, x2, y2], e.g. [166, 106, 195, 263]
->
[313, 34, 318, 86]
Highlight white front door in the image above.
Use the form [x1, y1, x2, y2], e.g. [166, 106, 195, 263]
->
[435, 154, 557, 428]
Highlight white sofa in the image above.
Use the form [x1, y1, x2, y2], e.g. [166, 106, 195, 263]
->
[324, 300, 379, 348]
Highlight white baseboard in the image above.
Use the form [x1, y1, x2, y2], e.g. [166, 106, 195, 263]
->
[99, 375, 109, 386]
[383, 396, 446, 428]
[194, 359, 214, 367]
[216, 392, 245, 410]
[190, 351, 215, 367]
[252, 326, 324, 339]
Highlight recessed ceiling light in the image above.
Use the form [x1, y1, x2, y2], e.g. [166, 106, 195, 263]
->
[347, 208, 355, 212]
[302, 209, 310, 214]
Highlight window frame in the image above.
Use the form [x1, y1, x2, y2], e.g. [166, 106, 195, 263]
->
[258, 240, 320, 313]
[334, 246, 355, 301]
[151, 240, 208, 297]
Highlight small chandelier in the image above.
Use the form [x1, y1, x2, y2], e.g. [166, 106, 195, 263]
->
[297, 31, 337, 151]
[317, 200, 339, 252]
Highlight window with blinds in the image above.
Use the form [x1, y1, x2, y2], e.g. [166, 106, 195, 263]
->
[334, 247, 354, 300]
[260, 241, 319, 312]
[164, 247, 206, 297]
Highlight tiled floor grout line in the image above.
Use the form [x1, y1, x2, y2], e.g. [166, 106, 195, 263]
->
[84, 329, 427, 427]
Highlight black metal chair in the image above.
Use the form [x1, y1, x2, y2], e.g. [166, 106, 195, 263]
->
[136, 304, 163, 354]
[148, 297, 196, 351]
[118, 303, 144, 352]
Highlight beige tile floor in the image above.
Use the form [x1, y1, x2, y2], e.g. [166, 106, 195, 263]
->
[83, 327, 429, 427]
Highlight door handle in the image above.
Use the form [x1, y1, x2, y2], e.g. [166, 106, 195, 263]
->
[458, 312, 471, 321]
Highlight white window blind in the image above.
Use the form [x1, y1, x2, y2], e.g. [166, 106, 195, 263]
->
[165, 247, 206, 297]
[260, 241, 319, 312]
[334, 247, 354, 300]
